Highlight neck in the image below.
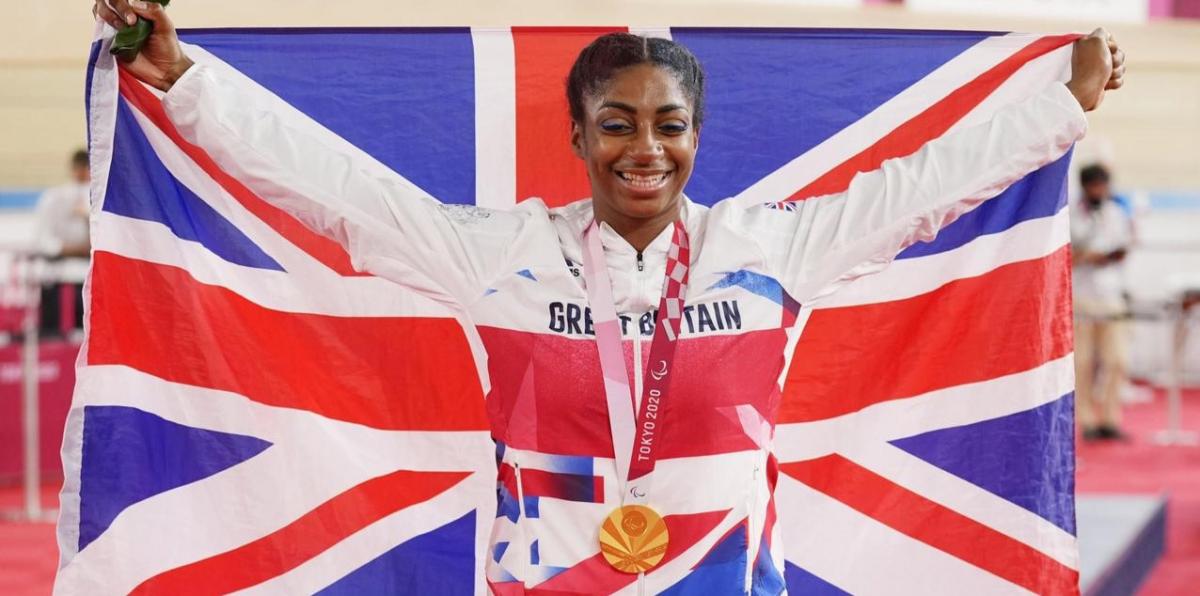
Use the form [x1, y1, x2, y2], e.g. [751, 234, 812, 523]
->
[593, 198, 682, 253]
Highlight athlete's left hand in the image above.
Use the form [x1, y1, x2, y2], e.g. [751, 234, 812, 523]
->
[1067, 28, 1125, 112]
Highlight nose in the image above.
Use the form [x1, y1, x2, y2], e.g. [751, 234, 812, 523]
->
[625, 126, 663, 163]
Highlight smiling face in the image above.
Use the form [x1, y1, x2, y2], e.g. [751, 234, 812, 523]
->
[570, 63, 699, 240]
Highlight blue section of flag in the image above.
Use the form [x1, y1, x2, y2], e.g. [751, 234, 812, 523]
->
[890, 393, 1077, 534]
[78, 406, 271, 551]
[784, 562, 851, 595]
[671, 28, 992, 205]
[316, 511, 475, 595]
[106, 99, 284, 271]
[899, 149, 1073, 259]
[496, 485, 519, 523]
[180, 28, 477, 205]
[660, 523, 748, 595]
[752, 535, 787, 595]
[696, 523, 748, 566]
[85, 40, 102, 150]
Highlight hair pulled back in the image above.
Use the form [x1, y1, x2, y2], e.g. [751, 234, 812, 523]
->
[566, 33, 706, 127]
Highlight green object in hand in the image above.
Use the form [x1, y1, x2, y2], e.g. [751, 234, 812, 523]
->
[110, 0, 171, 57]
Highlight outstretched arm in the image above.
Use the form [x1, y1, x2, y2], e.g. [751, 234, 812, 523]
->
[745, 30, 1124, 304]
[95, 0, 521, 306]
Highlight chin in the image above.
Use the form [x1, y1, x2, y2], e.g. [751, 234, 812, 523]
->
[615, 194, 676, 220]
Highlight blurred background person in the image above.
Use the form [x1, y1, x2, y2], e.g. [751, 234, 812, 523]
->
[1072, 163, 1134, 441]
[33, 148, 90, 338]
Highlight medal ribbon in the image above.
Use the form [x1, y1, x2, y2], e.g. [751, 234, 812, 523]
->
[582, 219, 690, 503]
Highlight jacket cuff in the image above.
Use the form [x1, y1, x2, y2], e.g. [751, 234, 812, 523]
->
[162, 62, 207, 116]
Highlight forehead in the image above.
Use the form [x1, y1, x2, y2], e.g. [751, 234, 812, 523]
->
[586, 64, 691, 111]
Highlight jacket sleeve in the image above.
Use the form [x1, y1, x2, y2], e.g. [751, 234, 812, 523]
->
[742, 81, 1087, 304]
[161, 63, 522, 307]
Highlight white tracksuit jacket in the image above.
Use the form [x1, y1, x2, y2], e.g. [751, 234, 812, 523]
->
[162, 64, 1087, 594]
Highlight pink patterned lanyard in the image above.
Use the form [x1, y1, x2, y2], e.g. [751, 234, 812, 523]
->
[581, 219, 690, 504]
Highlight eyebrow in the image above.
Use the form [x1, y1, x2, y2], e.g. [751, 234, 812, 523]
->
[599, 101, 689, 115]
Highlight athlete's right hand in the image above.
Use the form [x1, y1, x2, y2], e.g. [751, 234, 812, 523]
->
[93, 0, 193, 91]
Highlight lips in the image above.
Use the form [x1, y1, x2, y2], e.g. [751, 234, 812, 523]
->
[615, 170, 673, 193]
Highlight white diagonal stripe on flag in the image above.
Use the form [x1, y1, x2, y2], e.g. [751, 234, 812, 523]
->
[813, 207, 1069, 309]
[472, 27, 517, 209]
[92, 212, 453, 318]
[773, 354, 1075, 462]
[775, 476, 1035, 596]
[732, 34, 1050, 207]
[233, 472, 494, 596]
[841, 441, 1078, 569]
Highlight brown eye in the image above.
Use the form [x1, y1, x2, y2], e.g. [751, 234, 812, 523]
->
[600, 120, 632, 133]
[659, 121, 688, 134]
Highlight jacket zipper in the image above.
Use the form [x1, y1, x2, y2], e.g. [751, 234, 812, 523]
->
[633, 251, 647, 596]
[632, 252, 646, 413]
[745, 458, 762, 592]
[514, 459, 531, 581]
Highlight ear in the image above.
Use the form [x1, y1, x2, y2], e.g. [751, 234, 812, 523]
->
[692, 123, 701, 150]
[570, 120, 585, 160]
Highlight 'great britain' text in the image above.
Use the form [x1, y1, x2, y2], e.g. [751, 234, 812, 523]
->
[547, 300, 741, 336]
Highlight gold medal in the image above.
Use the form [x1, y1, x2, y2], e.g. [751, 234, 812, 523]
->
[599, 504, 670, 573]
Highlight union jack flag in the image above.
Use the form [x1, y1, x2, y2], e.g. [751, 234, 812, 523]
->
[58, 26, 1079, 594]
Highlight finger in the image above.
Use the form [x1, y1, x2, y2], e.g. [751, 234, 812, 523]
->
[108, 0, 138, 26]
[127, 0, 173, 32]
[1112, 48, 1125, 68]
[94, 1, 126, 30]
[1090, 27, 1107, 40]
[1106, 76, 1124, 90]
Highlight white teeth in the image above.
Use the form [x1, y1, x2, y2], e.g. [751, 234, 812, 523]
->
[618, 171, 670, 189]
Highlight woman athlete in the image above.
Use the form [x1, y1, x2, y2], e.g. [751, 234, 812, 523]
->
[94, 1, 1124, 593]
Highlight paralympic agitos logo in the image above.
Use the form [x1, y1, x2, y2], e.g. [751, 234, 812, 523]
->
[650, 360, 668, 381]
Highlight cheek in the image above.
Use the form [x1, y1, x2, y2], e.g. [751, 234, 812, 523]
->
[584, 136, 621, 172]
[669, 145, 697, 175]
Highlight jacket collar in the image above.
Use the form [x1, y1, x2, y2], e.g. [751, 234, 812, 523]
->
[560, 196, 695, 258]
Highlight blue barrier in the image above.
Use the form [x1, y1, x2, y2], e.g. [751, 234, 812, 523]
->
[0, 190, 42, 210]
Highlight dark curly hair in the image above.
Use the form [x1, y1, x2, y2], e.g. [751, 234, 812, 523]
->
[566, 33, 706, 127]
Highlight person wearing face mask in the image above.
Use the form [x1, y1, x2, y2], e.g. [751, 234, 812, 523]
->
[92, 0, 1125, 590]
[1071, 163, 1134, 441]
